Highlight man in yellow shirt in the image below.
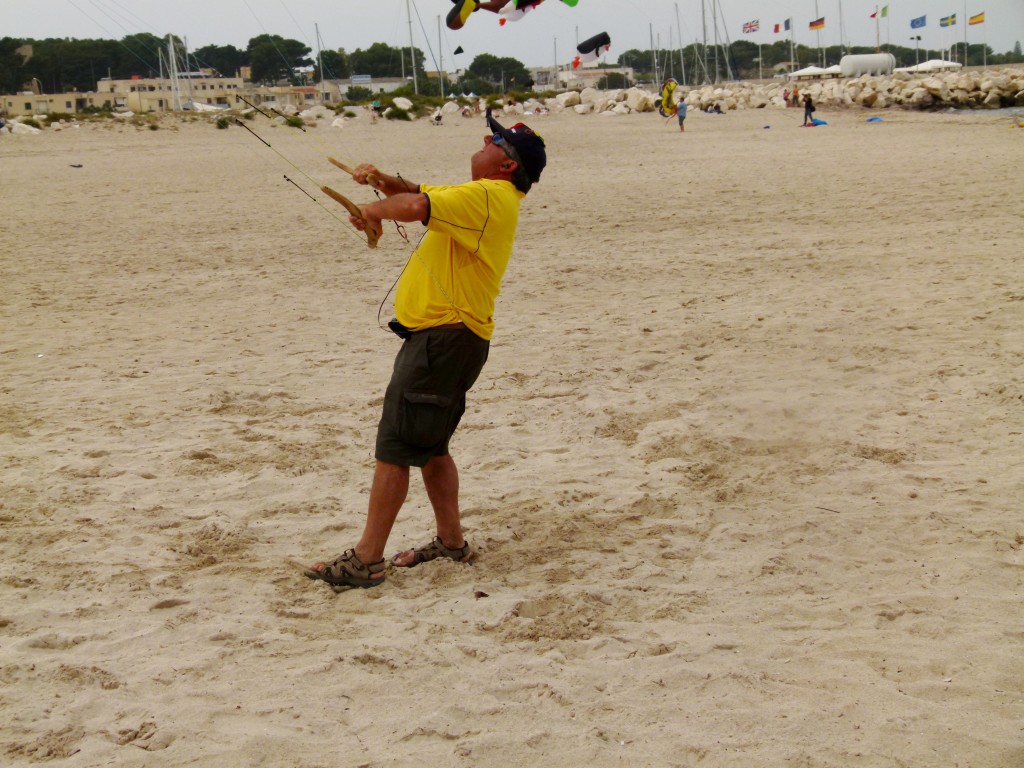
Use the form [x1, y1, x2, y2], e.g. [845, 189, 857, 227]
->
[304, 112, 547, 588]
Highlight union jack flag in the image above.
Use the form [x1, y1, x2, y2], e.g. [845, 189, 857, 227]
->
[742, 19, 760, 33]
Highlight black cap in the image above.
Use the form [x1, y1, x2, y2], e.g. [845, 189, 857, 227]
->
[486, 109, 547, 186]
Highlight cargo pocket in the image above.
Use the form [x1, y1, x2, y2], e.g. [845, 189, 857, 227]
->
[400, 391, 453, 448]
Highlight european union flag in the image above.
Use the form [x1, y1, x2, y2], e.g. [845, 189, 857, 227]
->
[910, 15, 926, 29]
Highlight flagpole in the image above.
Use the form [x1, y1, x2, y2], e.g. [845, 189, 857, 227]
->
[963, 1, 968, 65]
[838, 0, 845, 59]
[790, 21, 796, 70]
[814, 0, 822, 66]
[886, 2, 891, 50]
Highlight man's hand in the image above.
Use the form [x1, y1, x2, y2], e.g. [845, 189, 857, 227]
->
[349, 206, 383, 244]
[351, 163, 384, 191]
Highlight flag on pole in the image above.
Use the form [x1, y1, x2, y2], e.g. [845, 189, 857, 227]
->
[969, 12, 985, 25]
[911, 15, 927, 29]
[940, 14, 957, 27]
[774, 22, 780, 33]
[785, 18, 792, 31]
[809, 17, 825, 31]
[742, 20, 760, 34]
[870, 8, 878, 19]
[881, 5, 888, 17]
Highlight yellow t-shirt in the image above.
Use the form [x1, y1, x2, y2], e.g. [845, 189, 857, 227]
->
[394, 179, 523, 341]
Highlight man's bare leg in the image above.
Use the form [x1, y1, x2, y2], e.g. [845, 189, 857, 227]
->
[392, 454, 466, 566]
[354, 460, 410, 564]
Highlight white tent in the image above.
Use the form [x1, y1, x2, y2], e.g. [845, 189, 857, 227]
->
[894, 59, 963, 74]
[789, 65, 842, 80]
[789, 65, 828, 79]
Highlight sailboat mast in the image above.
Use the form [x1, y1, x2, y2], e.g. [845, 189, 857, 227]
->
[407, 0, 419, 95]
[438, 16, 445, 99]
[168, 35, 182, 111]
[675, 2, 687, 86]
[315, 22, 325, 103]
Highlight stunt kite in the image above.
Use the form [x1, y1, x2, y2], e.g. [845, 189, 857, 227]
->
[572, 31, 610, 68]
[447, 0, 579, 31]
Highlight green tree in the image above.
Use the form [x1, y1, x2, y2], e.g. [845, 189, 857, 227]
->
[117, 32, 163, 75]
[466, 53, 532, 90]
[192, 44, 247, 78]
[597, 71, 632, 89]
[247, 34, 311, 85]
[349, 42, 422, 78]
[455, 74, 495, 95]
[0, 37, 29, 93]
[317, 48, 350, 81]
[616, 48, 649, 70]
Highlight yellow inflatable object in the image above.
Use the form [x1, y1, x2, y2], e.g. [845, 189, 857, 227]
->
[658, 79, 678, 118]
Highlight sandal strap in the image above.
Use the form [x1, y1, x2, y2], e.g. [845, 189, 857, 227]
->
[415, 537, 472, 563]
[316, 549, 386, 585]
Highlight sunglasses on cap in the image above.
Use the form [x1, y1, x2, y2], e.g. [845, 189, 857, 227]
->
[491, 133, 523, 161]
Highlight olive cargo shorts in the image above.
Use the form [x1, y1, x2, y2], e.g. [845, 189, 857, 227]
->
[375, 326, 490, 467]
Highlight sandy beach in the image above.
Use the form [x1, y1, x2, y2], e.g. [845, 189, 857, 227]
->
[1, 105, 1022, 766]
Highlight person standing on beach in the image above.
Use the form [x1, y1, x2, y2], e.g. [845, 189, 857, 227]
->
[803, 93, 815, 125]
[677, 98, 688, 132]
[302, 112, 547, 589]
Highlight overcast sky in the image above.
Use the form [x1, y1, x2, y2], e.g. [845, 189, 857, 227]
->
[3, 1, 1021, 71]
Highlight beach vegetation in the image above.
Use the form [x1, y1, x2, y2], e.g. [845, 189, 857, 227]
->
[346, 85, 374, 102]
[21, 117, 42, 129]
[284, 115, 305, 128]
[215, 116, 231, 129]
[384, 106, 412, 121]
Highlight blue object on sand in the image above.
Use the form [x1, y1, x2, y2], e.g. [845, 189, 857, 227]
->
[811, 117, 828, 126]
[867, 116, 883, 123]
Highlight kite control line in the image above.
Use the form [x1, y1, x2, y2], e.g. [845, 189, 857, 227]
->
[231, 114, 377, 248]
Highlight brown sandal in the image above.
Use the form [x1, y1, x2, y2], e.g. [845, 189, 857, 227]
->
[392, 537, 473, 568]
[304, 549, 386, 588]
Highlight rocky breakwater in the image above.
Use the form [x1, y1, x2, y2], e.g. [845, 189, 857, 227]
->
[516, 65, 1024, 114]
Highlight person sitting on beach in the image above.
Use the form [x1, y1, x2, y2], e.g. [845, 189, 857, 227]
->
[301, 112, 547, 589]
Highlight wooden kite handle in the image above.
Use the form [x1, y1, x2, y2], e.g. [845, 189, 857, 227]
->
[321, 185, 379, 249]
[328, 156, 381, 188]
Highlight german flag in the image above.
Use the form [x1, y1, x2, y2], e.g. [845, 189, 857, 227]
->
[809, 17, 825, 31]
